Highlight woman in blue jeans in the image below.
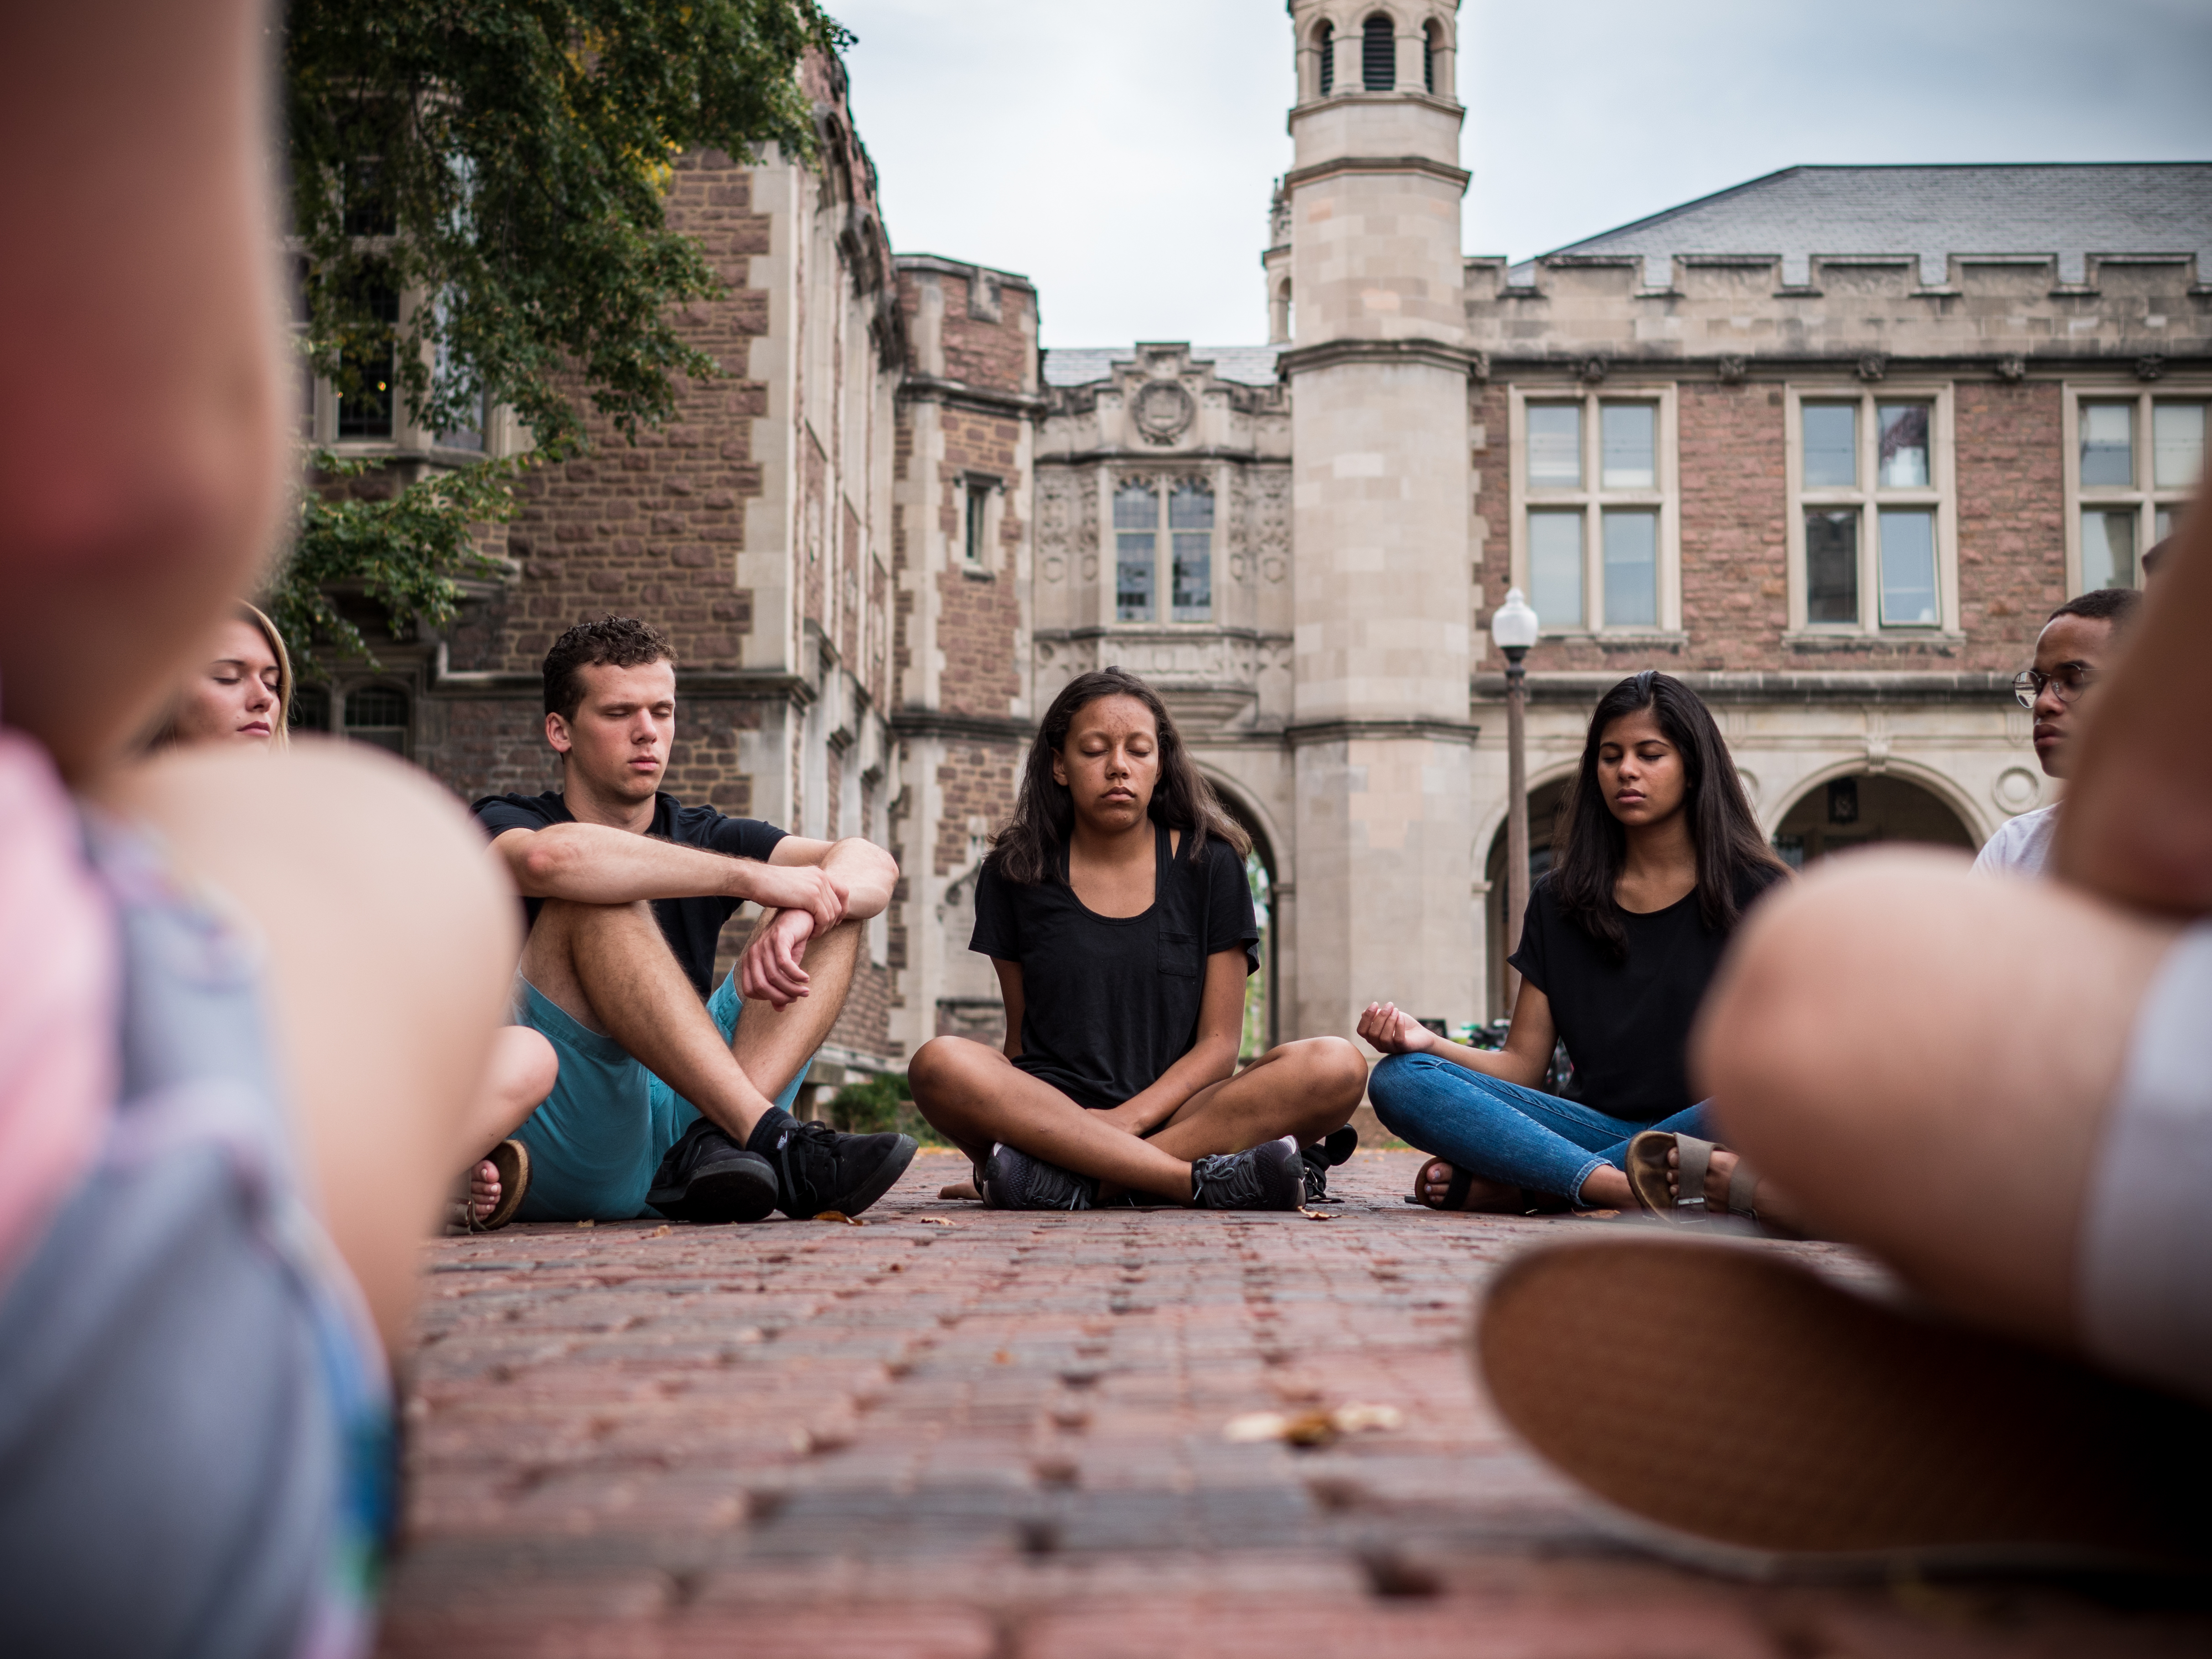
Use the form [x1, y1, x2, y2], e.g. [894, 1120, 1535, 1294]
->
[1359, 671, 1791, 1216]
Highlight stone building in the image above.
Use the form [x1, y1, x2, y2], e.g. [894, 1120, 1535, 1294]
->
[306, 12, 2212, 1084]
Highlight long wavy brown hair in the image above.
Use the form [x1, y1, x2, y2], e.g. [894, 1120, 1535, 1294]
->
[991, 667, 1248, 885]
[1549, 670, 1786, 958]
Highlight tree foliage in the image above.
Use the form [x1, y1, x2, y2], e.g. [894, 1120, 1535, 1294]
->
[285, 0, 849, 456]
[272, 451, 524, 674]
[274, 0, 849, 664]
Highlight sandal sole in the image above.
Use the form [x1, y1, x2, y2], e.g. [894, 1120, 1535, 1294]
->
[1475, 1234, 2212, 1571]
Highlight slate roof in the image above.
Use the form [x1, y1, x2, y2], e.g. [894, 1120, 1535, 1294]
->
[1041, 344, 1283, 388]
[1512, 163, 2212, 288]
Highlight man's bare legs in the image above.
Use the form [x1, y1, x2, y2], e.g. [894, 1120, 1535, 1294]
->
[519, 898, 863, 1143]
[100, 744, 517, 1354]
[910, 1036, 1366, 1203]
[1695, 848, 2176, 1350]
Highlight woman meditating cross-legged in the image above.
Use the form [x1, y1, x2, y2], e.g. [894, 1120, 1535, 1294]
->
[909, 668, 1368, 1210]
[1360, 670, 1794, 1221]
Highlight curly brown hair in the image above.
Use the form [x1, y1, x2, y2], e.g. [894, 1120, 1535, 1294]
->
[542, 614, 677, 723]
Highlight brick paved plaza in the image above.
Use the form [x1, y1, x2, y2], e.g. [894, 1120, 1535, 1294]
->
[381, 1150, 2212, 1658]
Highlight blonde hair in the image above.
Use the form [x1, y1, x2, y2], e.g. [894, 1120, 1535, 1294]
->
[240, 602, 295, 751]
[147, 601, 296, 750]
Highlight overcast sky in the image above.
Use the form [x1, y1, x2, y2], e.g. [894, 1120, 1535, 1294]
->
[830, 0, 2212, 350]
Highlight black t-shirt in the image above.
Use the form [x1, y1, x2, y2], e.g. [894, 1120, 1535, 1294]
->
[970, 823, 1259, 1109]
[1507, 869, 1781, 1122]
[472, 790, 787, 997]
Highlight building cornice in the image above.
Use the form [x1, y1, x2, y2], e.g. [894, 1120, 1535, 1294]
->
[1036, 447, 1289, 468]
[1478, 350, 2212, 380]
[1472, 670, 2017, 704]
[1280, 153, 1470, 193]
[1285, 717, 1482, 747]
[423, 647, 816, 705]
[897, 374, 1050, 419]
[1277, 338, 1486, 379]
[890, 710, 1035, 745]
[894, 253, 1038, 294]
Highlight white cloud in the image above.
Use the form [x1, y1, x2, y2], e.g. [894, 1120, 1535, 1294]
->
[832, 0, 2212, 350]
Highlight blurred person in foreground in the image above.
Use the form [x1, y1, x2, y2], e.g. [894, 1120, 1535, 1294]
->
[1973, 586, 2139, 880]
[1476, 510, 2212, 1570]
[0, 3, 516, 1653]
[150, 602, 559, 1228]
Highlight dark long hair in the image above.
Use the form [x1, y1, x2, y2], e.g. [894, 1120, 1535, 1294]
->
[992, 667, 1248, 885]
[1550, 670, 1786, 958]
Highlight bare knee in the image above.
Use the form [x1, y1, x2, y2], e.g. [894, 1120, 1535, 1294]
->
[493, 1027, 558, 1110]
[908, 1036, 993, 1105]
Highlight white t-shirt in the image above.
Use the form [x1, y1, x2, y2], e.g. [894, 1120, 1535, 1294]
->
[1974, 802, 2061, 879]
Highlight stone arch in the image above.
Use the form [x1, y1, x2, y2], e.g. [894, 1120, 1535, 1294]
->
[1361, 12, 1396, 90]
[1197, 763, 1284, 1052]
[1767, 761, 1984, 869]
[1311, 18, 1335, 98]
[1476, 760, 1582, 1020]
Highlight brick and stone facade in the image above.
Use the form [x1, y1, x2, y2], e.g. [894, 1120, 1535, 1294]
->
[310, 16, 2210, 1060]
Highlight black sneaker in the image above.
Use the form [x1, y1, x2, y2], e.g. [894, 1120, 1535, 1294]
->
[1191, 1135, 1305, 1211]
[1300, 1125, 1360, 1204]
[749, 1110, 917, 1218]
[978, 1143, 1097, 1211]
[647, 1118, 778, 1224]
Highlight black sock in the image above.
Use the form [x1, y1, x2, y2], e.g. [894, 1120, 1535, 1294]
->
[745, 1106, 796, 1157]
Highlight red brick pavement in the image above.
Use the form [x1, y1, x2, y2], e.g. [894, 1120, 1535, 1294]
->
[379, 1150, 2212, 1658]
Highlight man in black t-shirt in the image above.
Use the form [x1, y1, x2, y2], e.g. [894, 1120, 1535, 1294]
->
[470, 615, 913, 1224]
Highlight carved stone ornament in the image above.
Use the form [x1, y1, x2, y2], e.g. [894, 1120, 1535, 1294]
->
[2135, 355, 2167, 383]
[1995, 356, 2026, 384]
[1577, 356, 1608, 385]
[1715, 355, 1747, 385]
[1855, 353, 1889, 384]
[1132, 380, 1196, 445]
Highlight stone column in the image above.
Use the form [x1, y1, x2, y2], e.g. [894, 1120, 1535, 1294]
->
[1281, 1, 1477, 1040]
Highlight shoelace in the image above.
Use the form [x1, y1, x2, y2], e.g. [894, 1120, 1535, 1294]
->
[772, 1118, 843, 1209]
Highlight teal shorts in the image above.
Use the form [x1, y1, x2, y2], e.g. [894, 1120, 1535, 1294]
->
[509, 968, 810, 1222]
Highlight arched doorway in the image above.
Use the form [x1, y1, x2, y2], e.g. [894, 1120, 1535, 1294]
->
[1208, 784, 1280, 1056]
[1771, 771, 1976, 868]
[1483, 776, 1573, 1021]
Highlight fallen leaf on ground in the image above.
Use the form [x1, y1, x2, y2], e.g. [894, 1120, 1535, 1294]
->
[916, 1217, 956, 1227]
[938, 1182, 979, 1202]
[1224, 1402, 1406, 1446]
[649, 1224, 671, 1238]
[814, 1210, 866, 1226]
[574, 1219, 596, 1229]
[1299, 1208, 1336, 1220]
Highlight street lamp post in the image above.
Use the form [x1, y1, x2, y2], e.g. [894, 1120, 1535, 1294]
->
[1490, 588, 1540, 1006]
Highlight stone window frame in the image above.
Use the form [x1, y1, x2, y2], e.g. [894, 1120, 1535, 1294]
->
[1782, 381, 1960, 639]
[1505, 381, 1682, 640]
[2061, 380, 2210, 594]
[958, 471, 1002, 578]
[1105, 470, 1218, 627]
[295, 264, 529, 462]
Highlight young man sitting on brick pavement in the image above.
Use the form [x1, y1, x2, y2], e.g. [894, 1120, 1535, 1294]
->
[472, 614, 914, 1224]
[907, 667, 1368, 1211]
[1973, 586, 2139, 880]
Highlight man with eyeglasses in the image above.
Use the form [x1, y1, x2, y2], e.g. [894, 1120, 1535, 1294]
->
[1975, 587, 2142, 879]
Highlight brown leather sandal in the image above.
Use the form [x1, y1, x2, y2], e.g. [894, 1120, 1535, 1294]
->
[448, 1138, 530, 1232]
[1626, 1131, 1757, 1222]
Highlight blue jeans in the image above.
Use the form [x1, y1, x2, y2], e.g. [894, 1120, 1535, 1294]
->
[1368, 1052, 1714, 1205]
